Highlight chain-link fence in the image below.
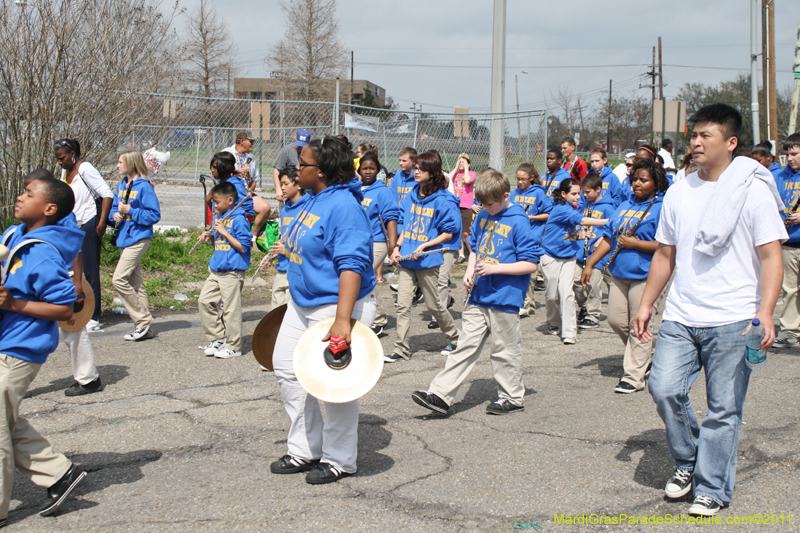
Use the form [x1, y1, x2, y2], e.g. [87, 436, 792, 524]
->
[100, 94, 547, 228]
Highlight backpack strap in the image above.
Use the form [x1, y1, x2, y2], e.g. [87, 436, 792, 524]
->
[1, 238, 60, 285]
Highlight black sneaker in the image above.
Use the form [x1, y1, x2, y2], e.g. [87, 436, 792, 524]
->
[40, 464, 87, 516]
[664, 468, 693, 498]
[411, 391, 449, 414]
[64, 378, 104, 397]
[772, 335, 798, 348]
[688, 495, 726, 516]
[534, 280, 546, 291]
[577, 307, 587, 322]
[306, 462, 352, 484]
[427, 319, 438, 329]
[485, 398, 524, 415]
[384, 352, 406, 363]
[614, 381, 640, 394]
[371, 325, 385, 336]
[578, 318, 599, 329]
[447, 295, 455, 309]
[413, 287, 423, 303]
[270, 455, 319, 474]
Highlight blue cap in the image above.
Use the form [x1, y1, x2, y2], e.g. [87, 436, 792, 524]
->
[752, 318, 760, 326]
[296, 129, 311, 147]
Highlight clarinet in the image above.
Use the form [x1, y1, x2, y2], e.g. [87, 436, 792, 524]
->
[581, 205, 594, 266]
[603, 196, 658, 275]
[463, 220, 498, 305]
[189, 191, 252, 255]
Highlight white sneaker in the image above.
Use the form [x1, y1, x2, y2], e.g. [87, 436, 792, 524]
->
[123, 325, 153, 341]
[562, 337, 576, 345]
[200, 338, 226, 356]
[519, 308, 529, 317]
[214, 348, 242, 359]
[86, 319, 102, 332]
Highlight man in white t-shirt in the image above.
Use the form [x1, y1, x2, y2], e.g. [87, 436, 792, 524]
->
[633, 104, 786, 517]
[223, 130, 272, 241]
[658, 138, 677, 178]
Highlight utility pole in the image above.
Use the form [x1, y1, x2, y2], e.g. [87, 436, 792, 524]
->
[790, 20, 800, 134]
[488, 0, 506, 171]
[751, 0, 761, 144]
[607, 80, 612, 152]
[658, 36, 666, 148]
[763, 0, 778, 146]
[350, 51, 354, 106]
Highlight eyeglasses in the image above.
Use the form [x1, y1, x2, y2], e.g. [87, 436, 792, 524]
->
[625, 163, 633, 167]
[54, 139, 73, 151]
[297, 161, 319, 169]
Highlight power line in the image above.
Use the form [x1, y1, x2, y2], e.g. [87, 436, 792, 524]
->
[355, 61, 646, 70]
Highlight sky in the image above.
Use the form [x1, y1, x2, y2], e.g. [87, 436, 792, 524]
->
[179, 0, 800, 116]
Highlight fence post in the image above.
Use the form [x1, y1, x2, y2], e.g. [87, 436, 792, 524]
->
[334, 78, 340, 135]
[526, 114, 530, 162]
[259, 113, 263, 189]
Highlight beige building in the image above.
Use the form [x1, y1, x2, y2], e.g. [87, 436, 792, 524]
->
[233, 77, 387, 107]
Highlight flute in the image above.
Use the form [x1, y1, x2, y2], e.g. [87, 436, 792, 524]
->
[395, 248, 447, 262]
[189, 191, 252, 255]
[251, 237, 285, 282]
[463, 221, 498, 305]
[603, 196, 657, 275]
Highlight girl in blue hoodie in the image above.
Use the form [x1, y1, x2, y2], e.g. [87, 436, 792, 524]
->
[588, 148, 623, 208]
[582, 158, 667, 394]
[270, 136, 376, 485]
[386, 151, 461, 363]
[109, 151, 161, 341]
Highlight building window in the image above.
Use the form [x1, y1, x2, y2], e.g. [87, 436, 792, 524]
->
[265, 92, 276, 100]
[375, 87, 381, 97]
[351, 93, 363, 105]
[250, 92, 263, 100]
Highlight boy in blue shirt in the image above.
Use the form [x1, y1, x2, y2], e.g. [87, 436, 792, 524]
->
[270, 167, 307, 309]
[0, 175, 89, 524]
[773, 133, 800, 348]
[412, 170, 541, 415]
[387, 147, 417, 208]
[197, 182, 253, 359]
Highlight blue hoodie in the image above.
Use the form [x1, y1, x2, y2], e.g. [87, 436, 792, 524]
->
[467, 204, 542, 312]
[441, 190, 463, 251]
[388, 169, 415, 209]
[509, 184, 552, 244]
[276, 194, 310, 273]
[361, 180, 400, 243]
[768, 161, 782, 178]
[593, 165, 623, 207]
[208, 209, 252, 272]
[541, 203, 585, 259]
[776, 164, 800, 243]
[397, 185, 461, 270]
[541, 168, 571, 197]
[601, 195, 664, 280]
[0, 216, 83, 364]
[620, 176, 635, 204]
[222, 176, 255, 218]
[109, 177, 161, 248]
[576, 193, 616, 269]
[285, 180, 376, 307]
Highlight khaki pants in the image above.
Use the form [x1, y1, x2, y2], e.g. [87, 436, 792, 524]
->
[607, 276, 653, 390]
[112, 239, 153, 329]
[779, 246, 800, 337]
[436, 250, 458, 310]
[372, 242, 388, 327]
[198, 270, 245, 352]
[271, 271, 291, 308]
[541, 255, 577, 339]
[573, 265, 603, 323]
[521, 277, 536, 312]
[0, 354, 72, 519]
[393, 266, 459, 359]
[429, 305, 524, 407]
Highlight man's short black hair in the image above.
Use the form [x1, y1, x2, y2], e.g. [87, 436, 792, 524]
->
[662, 138, 673, 148]
[783, 133, 800, 152]
[210, 181, 238, 201]
[26, 171, 75, 222]
[688, 103, 743, 144]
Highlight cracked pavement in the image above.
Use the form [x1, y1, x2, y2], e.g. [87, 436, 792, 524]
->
[7, 283, 800, 532]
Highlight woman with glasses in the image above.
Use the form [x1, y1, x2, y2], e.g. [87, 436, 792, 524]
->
[54, 139, 114, 331]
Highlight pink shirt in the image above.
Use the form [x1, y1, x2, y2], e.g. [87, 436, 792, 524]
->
[453, 171, 475, 208]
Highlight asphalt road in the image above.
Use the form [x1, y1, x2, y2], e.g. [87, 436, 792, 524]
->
[7, 281, 800, 532]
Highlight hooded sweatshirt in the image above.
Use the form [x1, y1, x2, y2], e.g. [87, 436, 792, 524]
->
[601, 195, 664, 280]
[108, 176, 161, 248]
[776, 163, 800, 243]
[576, 192, 616, 268]
[0, 215, 83, 363]
[541, 168, 571, 197]
[388, 169, 416, 209]
[541, 203, 585, 259]
[285, 179, 376, 307]
[509, 183, 552, 244]
[467, 204, 542, 312]
[595, 165, 623, 208]
[208, 208, 252, 272]
[397, 185, 461, 270]
[361, 179, 400, 243]
[222, 176, 255, 218]
[276, 193, 310, 273]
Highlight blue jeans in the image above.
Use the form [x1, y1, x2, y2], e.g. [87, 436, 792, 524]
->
[649, 319, 752, 505]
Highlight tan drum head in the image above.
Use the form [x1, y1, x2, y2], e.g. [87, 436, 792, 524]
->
[252, 304, 288, 371]
[59, 279, 95, 332]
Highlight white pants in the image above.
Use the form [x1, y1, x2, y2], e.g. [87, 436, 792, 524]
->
[272, 292, 376, 473]
[58, 327, 99, 385]
[541, 255, 578, 339]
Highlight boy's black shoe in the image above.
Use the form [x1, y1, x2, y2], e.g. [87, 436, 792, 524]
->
[577, 307, 587, 322]
[64, 378, 104, 397]
[306, 462, 352, 484]
[411, 391, 449, 414]
[578, 318, 599, 330]
[412, 287, 423, 303]
[270, 455, 319, 474]
[485, 398, 524, 415]
[447, 295, 455, 309]
[534, 280, 546, 291]
[664, 468, 693, 499]
[371, 325, 384, 336]
[427, 319, 438, 329]
[40, 464, 87, 517]
[614, 381, 640, 394]
[688, 496, 727, 516]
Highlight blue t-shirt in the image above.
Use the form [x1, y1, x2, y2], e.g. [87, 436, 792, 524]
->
[361, 180, 400, 243]
[541, 203, 584, 259]
[109, 177, 161, 248]
[541, 168, 571, 197]
[276, 194, 309, 273]
[776, 165, 800, 243]
[208, 210, 252, 272]
[576, 194, 616, 269]
[509, 184, 552, 244]
[397, 186, 461, 270]
[601, 195, 664, 280]
[467, 204, 542, 313]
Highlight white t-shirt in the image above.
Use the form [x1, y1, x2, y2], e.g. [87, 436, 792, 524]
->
[223, 145, 260, 186]
[611, 163, 627, 183]
[656, 172, 787, 327]
[658, 148, 676, 176]
[61, 162, 114, 226]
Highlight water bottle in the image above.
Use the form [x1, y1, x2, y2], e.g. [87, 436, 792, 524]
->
[112, 306, 128, 315]
[745, 319, 767, 370]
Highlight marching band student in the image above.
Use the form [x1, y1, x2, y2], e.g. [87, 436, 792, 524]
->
[581, 159, 667, 392]
[587, 148, 623, 207]
[385, 151, 461, 363]
[573, 173, 616, 330]
[270, 136, 376, 485]
[271, 166, 307, 309]
[0, 175, 88, 524]
[773, 133, 800, 348]
[412, 170, 541, 416]
[510, 162, 551, 316]
[429, 151, 461, 331]
[750, 141, 782, 178]
[387, 147, 418, 208]
[208, 152, 254, 218]
[541, 149, 571, 197]
[109, 151, 161, 341]
[196, 181, 252, 359]
[358, 153, 399, 335]
[541, 179, 608, 345]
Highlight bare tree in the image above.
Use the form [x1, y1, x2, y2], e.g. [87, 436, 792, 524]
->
[0, 0, 180, 218]
[266, 0, 347, 101]
[548, 85, 576, 134]
[593, 92, 653, 152]
[181, 0, 238, 98]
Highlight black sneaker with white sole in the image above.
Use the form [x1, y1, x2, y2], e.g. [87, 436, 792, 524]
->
[412, 287, 423, 303]
[123, 324, 154, 341]
[688, 495, 727, 516]
[578, 318, 599, 329]
[485, 398, 524, 415]
[40, 464, 87, 517]
[371, 325, 384, 336]
[270, 455, 319, 474]
[664, 468, 693, 499]
[411, 391, 449, 414]
[614, 381, 640, 394]
[427, 319, 438, 329]
[384, 352, 406, 363]
[772, 335, 798, 348]
[306, 462, 352, 484]
[534, 280, 546, 291]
